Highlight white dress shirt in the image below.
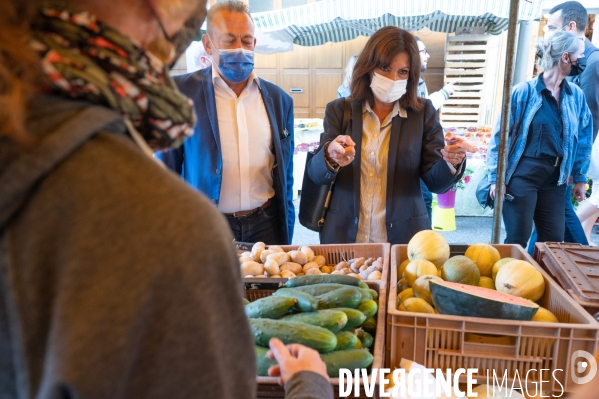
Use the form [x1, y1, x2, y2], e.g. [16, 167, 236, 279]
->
[356, 101, 407, 243]
[211, 67, 275, 213]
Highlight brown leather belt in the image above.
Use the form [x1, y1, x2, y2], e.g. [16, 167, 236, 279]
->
[224, 198, 272, 218]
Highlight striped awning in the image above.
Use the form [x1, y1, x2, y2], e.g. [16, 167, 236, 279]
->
[252, 0, 543, 53]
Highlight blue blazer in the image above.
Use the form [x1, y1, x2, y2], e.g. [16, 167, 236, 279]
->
[308, 98, 462, 245]
[159, 67, 295, 244]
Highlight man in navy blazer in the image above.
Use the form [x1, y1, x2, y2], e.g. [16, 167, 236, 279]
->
[159, 2, 295, 245]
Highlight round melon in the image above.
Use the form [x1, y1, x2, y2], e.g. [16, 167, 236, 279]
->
[397, 258, 410, 279]
[404, 259, 439, 286]
[413, 275, 444, 305]
[464, 244, 501, 277]
[396, 288, 415, 309]
[495, 260, 545, 302]
[398, 297, 435, 314]
[478, 276, 495, 290]
[492, 257, 517, 280]
[397, 278, 410, 293]
[407, 230, 450, 268]
[531, 307, 559, 323]
[441, 256, 480, 286]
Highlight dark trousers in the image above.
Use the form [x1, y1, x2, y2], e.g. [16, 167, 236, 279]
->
[224, 203, 280, 244]
[420, 179, 433, 228]
[527, 185, 589, 255]
[503, 157, 565, 249]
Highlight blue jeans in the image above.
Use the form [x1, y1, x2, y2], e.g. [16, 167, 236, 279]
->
[420, 179, 433, 228]
[527, 185, 589, 255]
[224, 203, 281, 244]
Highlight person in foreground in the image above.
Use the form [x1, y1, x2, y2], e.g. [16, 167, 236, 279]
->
[487, 31, 592, 249]
[0, 0, 329, 398]
[307, 26, 466, 245]
[160, 1, 295, 245]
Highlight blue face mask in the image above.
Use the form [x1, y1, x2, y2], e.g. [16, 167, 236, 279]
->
[216, 48, 255, 82]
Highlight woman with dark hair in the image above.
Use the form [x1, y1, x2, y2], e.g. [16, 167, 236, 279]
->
[0, 0, 329, 398]
[307, 26, 466, 244]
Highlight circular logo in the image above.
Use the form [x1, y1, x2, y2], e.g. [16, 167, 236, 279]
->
[571, 350, 598, 385]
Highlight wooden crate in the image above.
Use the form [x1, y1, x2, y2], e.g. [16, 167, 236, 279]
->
[387, 244, 599, 395]
[440, 34, 490, 128]
[247, 281, 386, 399]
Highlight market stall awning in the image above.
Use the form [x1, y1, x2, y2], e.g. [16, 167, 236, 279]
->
[253, 0, 543, 54]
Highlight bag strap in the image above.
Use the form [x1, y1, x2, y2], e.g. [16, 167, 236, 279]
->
[317, 97, 351, 228]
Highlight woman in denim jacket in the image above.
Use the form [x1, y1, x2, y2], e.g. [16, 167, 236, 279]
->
[487, 31, 592, 248]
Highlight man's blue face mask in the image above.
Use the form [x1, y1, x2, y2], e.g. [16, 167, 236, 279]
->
[208, 36, 255, 83]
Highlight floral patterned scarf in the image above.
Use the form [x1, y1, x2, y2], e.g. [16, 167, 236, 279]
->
[30, 2, 197, 150]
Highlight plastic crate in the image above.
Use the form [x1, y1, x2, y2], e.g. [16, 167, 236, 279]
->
[246, 280, 386, 399]
[534, 242, 599, 316]
[240, 243, 391, 287]
[386, 244, 599, 395]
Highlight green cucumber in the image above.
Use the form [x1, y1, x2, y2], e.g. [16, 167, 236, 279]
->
[335, 331, 359, 350]
[243, 298, 250, 305]
[357, 331, 373, 348]
[361, 317, 377, 332]
[249, 318, 337, 353]
[245, 296, 296, 319]
[317, 287, 362, 310]
[340, 324, 357, 333]
[358, 281, 369, 289]
[281, 309, 348, 332]
[285, 275, 361, 288]
[368, 289, 378, 300]
[294, 284, 373, 302]
[357, 299, 378, 319]
[274, 288, 318, 312]
[255, 346, 276, 376]
[357, 288, 373, 301]
[320, 349, 374, 377]
[292, 283, 345, 296]
[332, 307, 367, 328]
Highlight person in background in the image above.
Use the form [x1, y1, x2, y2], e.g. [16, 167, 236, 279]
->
[528, 1, 599, 253]
[160, 1, 295, 245]
[575, 135, 599, 245]
[414, 35, 459, 224]
[488, 31, 592, 250]
[337, 55, 358, 98]
[0, 0, 330, 398]
[415, 36, 458, 110]
[307, 26, 466, 245]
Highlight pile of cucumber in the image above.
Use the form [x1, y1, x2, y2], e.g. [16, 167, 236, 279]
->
[245, 274, 379, 378]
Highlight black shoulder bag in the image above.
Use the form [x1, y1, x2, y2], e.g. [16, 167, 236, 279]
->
[298, 98, 351, 231]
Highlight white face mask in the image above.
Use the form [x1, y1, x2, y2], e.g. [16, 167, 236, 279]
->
[370, 72, 408, 103]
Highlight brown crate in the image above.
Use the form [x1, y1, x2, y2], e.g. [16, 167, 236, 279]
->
[239, 243, 390, 287]
[387, 244, 599, 396]
[247, 280, 386, 399]
[534, 242, 599, 316]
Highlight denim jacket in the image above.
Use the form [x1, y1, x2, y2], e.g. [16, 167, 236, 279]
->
[487, 75, 592, 185]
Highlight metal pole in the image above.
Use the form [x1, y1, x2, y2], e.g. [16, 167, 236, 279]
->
[514, 20, 533, 85]
[492, 0, 521, 244]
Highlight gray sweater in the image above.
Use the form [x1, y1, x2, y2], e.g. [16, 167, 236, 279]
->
[0, 96, 332, 399]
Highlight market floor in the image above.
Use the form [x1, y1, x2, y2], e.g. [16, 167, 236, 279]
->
[291, 199, 599, 246]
